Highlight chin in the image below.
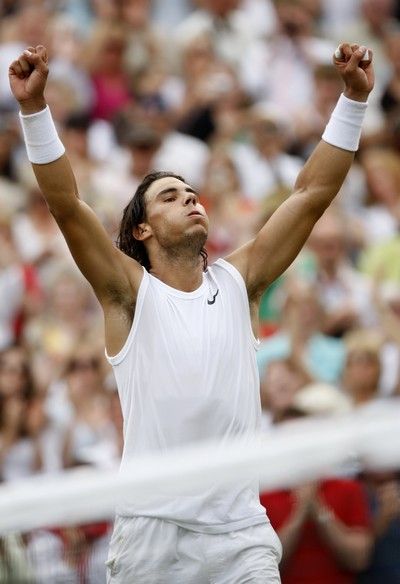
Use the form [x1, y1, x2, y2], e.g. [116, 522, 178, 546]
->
[182, 228, 208, 252]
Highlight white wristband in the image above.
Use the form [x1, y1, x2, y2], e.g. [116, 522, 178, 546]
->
[19, 105, 65, 164]
[322, 93, 368, 152]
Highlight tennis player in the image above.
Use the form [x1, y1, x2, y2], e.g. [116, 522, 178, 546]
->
[9, 43, 374, 583]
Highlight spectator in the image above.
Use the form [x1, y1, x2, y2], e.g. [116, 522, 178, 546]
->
[0, 209, 27, 350]
[61, 345, 118, 469]
[359, 147, 400, 246]
[48, 14, 94, 114]
[257, 279, 346, 384]
[260, 356, 312, 429]
[381, 28, 400, 116]
[175, 0, 260, 71]
[371, 281, 400, 395]
[341, 330, 383, 407]
[293, 64, 344, 158]
[0, 345, 43, 482]
[241, 0, 335, 118]
[307, 209, 376, 337]
[201, 149, 257, 261]
[83, 22, 132, 122]
[122, 0, 168, 78]
[260, 384, 372, 584]
[231, 105, 303, 201]
[175, 35, 245, 144]
[358, 469, 400, 583]
[23, 266, 101, 384]
[0, 3, 50, 111]
[11, 181, 72, 278]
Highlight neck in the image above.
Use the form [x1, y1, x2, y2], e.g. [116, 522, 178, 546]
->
[149, 249, 204, 292]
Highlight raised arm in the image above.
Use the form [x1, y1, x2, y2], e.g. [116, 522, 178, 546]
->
[227, 44, 374, 303]
[8, 46, 142, 308]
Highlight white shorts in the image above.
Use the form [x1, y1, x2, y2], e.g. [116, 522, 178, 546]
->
[106, 516, 282, 583]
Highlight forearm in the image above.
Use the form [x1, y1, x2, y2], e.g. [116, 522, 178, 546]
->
[20, 99, 79, 217]
[277, 507, 308, 564]
[32, 156, 80, 218]
[294, 90, 368, 214]
[314, 507, 371, 571]
[294, 141, 354, 213]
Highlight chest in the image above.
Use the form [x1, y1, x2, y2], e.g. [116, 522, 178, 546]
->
[147, 292, 235, 361]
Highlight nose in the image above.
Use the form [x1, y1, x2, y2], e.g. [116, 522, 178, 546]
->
[184, 192, 197, 206]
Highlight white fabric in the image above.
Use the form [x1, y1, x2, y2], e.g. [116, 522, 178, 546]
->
[106, 259, 267, 533]
[106, 516, 282, 584]
[315, 264, 377, 328]
[359, 205, 398, 245]
[12, 213, 70, 265]
[380, 342, 400, 397]
[240, 36, 335, 116]
[19, 106, 65, 165]
[175, 9, 259, 69]
[320, 0, 361, 36]
[240, 0, 277, 38]
[231, 143, 303, 201]
[322, 93, 368, 152]
[0, 42, 24, 109]
[154, 131, 209, 190]
[0, 439, 37, 482]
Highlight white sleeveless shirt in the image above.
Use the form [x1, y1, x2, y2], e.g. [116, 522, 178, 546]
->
[106, 259, 268, 533]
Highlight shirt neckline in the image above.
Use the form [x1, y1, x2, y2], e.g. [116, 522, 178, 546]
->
[147, 270, 208, 299]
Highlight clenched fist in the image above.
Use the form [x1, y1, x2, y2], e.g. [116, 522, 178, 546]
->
[333, 43, 375, 103]
[9, 45, 49, 114]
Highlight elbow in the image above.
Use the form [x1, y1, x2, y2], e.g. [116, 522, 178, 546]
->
[291, 186, 329, 221]
[49, 197, 80, 223]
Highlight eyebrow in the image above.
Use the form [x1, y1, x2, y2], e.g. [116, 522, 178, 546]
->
[156, 186, 198, 199]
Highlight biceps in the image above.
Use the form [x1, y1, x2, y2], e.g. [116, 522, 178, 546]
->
[247, 195, 320, 294]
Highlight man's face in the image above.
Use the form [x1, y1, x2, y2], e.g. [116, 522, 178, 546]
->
[140, 176, 209, 252]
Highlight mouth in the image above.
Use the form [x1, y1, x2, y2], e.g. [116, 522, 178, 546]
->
[188, 211, 203, 217]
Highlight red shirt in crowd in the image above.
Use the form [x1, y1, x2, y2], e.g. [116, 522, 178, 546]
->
[260, 478, 371, 584]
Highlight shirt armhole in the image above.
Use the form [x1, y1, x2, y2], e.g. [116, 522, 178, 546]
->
[214, 258, 260, 350]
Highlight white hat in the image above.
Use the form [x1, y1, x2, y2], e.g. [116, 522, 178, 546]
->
[292, 383, 352, 416]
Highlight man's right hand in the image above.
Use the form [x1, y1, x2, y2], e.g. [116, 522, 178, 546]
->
[8, 45, 48, 114]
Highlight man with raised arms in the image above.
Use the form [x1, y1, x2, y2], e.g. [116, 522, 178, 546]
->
[9, 43, 374, 583]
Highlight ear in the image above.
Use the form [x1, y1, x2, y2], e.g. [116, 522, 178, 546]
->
[133, 223, 152, 241]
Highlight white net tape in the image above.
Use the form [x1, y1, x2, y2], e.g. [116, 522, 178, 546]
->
[0, 400, 399, 535]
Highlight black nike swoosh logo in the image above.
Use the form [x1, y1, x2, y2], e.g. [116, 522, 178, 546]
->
[207, 289, 219, 305]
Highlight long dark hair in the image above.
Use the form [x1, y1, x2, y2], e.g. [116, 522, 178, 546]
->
[116, 171, 208, 271]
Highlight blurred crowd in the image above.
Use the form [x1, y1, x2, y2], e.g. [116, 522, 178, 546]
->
[1, 0, 400, 582]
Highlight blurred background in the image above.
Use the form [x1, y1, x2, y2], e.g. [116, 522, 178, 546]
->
[0, 0, 400, 582]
